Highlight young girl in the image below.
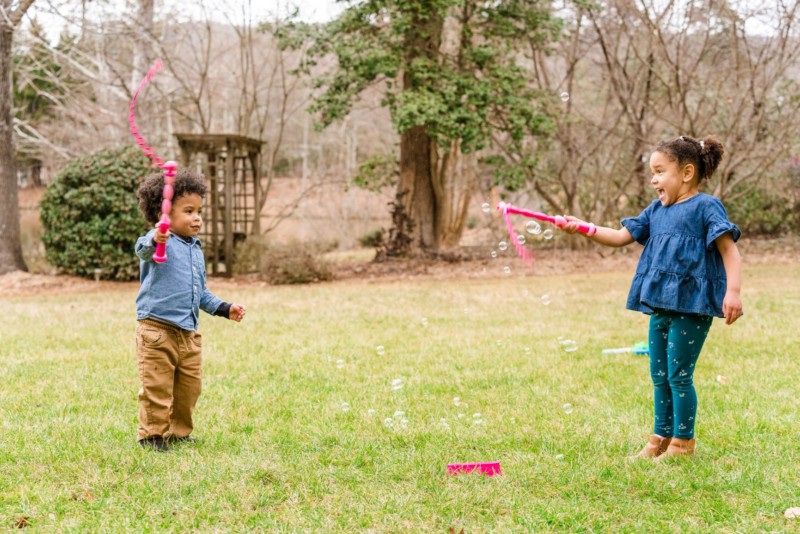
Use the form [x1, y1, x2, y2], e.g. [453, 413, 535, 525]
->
[563, 135, 742, 460]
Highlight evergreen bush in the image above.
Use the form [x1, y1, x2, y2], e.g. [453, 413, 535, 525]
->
[40, 145, 153, 280]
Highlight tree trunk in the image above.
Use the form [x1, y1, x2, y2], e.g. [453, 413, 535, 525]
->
[398, 125, 437, 252]
[431, 139, 476, 250]
[0, 24, 28, 274]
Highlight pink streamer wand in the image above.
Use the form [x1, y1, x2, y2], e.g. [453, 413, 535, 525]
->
[496, 201, 597, 264]
[128, 58, 178, 264]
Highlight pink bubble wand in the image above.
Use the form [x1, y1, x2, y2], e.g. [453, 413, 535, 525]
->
[497, 201, 597, 264]
[129, 58, 178, 264]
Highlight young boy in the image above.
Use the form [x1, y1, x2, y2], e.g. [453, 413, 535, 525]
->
[135, 168, 246, 451]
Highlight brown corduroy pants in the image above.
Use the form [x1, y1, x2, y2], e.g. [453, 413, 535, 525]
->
[135, 319, 202, 440]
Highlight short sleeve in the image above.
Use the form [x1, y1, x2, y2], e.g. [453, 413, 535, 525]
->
[621, 201, 656, 246]
[703, 197, 741, 249]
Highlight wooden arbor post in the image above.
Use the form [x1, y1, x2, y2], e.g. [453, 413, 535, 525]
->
[175, 134, 264, 277]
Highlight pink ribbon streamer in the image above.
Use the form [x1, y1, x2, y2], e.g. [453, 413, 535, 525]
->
[129, 59, 177, 263]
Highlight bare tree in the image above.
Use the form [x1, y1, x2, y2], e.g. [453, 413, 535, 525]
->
[1, 0, 36, 274]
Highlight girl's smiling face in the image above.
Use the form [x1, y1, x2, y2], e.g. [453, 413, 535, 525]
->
[649, 150, 697, 206]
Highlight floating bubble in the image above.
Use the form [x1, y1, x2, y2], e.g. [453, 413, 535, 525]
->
[524, 347, 531, 355]
[473, 413, 482, 419]
[517, 234, 526, 245]
[400, 418, 409, 427]
[717, 375, 727, 385]
[440, 418, 450, 429]
[503, 266, 511, 274]
[340, 402, 350, 412]
[473, 418, 484, 426]
[560, 92, 570, 102]
[560, 339, 578, 353]
[498, 241, 508, 251]
[393, 410, 405, 418]
[491, 251, 498, 259]
[421, 317, 429, 327]
[383, 418, 393, 427]
[367, 409, 377, 416]
[555, 454, 565, 460]
[541, 294, 551, 306]
[391, 378, 404, 391]
[336, 359, 345, 369]
[543, 229, 554, 240]
[376, 345, 385, 356]
[526, 221, 542, 235]
[562, 403, 573, 414]
[453, 396, 461, 406]
[481, 202, 491, 213]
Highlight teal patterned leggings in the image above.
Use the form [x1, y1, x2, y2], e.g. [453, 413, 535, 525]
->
[648, 310, 713, 439]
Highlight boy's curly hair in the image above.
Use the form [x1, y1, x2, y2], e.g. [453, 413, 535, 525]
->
[137, 168, 207, 225]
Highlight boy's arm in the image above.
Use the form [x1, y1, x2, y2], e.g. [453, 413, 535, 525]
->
[716, 232, 742, 325]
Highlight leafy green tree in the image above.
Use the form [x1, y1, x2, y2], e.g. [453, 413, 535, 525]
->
[40, 145, 153, 280]
[309, 0, 559, 255]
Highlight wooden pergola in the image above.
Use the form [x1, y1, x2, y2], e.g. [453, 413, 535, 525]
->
[175, 133, 264, 277]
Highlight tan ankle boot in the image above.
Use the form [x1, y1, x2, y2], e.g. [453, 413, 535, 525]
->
[656, 437, 696, 461]
[631, 434, 672, 459]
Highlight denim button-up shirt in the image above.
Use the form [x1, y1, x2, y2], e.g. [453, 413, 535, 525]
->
[135, 229, 223, 331]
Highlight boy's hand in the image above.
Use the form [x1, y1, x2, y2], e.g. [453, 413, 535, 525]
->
[229, 304, 246, 322]
[152, 226, 170, 244]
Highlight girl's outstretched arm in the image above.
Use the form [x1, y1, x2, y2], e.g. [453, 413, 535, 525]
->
[716, 233, 742, 325]
[562, 216, 635, 247]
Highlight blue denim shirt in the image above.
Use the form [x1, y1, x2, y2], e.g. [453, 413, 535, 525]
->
[135, 229, 223, 331]
[621, 193, 741, 318]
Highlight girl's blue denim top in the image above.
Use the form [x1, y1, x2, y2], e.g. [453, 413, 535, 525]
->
[621, 193, 740, 318]
[135, 229, 223, 331]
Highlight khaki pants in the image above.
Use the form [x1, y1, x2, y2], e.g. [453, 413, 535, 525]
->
[135, 319, 202, 440]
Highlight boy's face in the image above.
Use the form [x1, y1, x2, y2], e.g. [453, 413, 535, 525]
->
[165, 193, 203, 238]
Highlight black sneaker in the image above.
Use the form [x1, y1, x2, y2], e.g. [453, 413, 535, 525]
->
[167, 435, 201, 444]
[138, 436, 170, 452]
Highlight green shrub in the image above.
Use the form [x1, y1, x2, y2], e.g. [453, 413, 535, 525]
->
[358, 228, 384, 248]
[727, 185, 799, 236]
[40, 145, 153, 280]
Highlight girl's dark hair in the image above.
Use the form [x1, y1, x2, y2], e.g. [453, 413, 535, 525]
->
[137, 168, 207, 225]
[655, 135, 724, 181]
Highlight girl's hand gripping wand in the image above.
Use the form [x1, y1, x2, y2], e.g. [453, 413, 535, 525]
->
[128, 59, 178, 264]
[497, 202, 597, 236]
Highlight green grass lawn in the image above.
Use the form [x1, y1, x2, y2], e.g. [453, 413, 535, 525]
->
[1, 262, 799, 532]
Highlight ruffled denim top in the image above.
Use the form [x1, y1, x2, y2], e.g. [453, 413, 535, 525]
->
[621, 193, 741, 318]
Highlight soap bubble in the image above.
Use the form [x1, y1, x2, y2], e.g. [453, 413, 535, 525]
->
[560, 339, 578, 353]
[498, 241, 508, 251]
[560, 92, 570, 102]
[543, 229, 554, 240]
[491, 251, 498, 259]
[340, 402, 350, 412]
[336, 359, 345, 369]
[367, 409, 376, 416]
[421, 317, 428, 327]
[453, 396, 461, 406]
[526, 221, 542, 235]
[555, 454, 565, 460]
[383, 418, 393, 427]
[481, 202, 491, 213]
[391, 378, 404, 391]
[517, 234, 526, 245]
[503, 266, 511, 274]
[541, 294, 551, 306]
[563, 403, 574, 414]
[376, 345, 385, 356]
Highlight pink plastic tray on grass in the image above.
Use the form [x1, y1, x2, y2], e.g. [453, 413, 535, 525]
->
[447, 461, 502, 477]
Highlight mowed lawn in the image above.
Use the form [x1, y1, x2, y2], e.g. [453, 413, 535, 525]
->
[1, 261, 799, 532]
